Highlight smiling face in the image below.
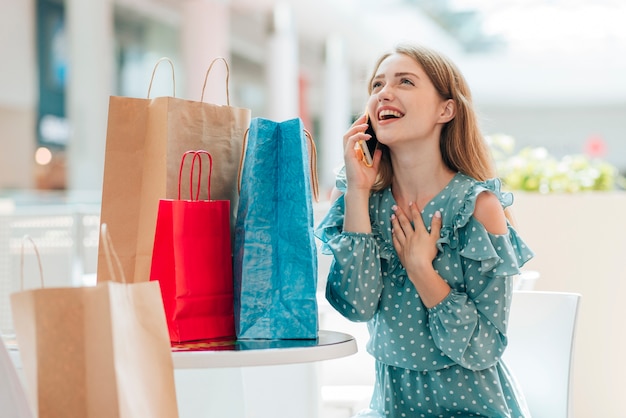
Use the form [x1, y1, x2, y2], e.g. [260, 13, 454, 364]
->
[366, 53, 454, 148]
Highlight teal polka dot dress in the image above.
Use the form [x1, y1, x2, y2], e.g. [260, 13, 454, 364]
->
[315, 172, 535, 418]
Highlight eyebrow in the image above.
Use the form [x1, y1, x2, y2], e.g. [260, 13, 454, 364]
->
[373, 72, 421, 80]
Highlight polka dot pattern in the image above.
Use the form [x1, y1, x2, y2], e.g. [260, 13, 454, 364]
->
[315, 172, 534, 417]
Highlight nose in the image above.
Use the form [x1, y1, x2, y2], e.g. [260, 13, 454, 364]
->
[377, 84, 394, 102]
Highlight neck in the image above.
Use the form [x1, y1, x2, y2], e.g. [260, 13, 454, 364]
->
[389, 146, 455, 212]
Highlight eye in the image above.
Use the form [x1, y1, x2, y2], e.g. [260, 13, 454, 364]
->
[400, 77, 415, 86]
[371, 80, 383, 91]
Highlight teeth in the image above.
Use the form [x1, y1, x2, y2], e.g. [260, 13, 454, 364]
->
[378, 109, 403, 119]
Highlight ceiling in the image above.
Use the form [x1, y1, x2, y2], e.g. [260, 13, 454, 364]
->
[133, 0, 626, 106]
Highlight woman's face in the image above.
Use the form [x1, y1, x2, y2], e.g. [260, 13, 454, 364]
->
[366, 53, 451, 147]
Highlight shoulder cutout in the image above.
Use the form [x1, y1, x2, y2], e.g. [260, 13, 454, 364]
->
[473, 191, 508, 235]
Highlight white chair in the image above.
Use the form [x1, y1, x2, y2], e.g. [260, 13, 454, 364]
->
[503, 291, 581, 418]
[513, 270, 540, 291]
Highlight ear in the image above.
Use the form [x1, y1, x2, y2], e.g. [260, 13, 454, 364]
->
[439, 99, 456, 123]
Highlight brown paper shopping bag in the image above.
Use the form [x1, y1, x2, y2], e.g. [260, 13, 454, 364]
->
[10, 227, 179, 418]
[98, 57, 251, 283]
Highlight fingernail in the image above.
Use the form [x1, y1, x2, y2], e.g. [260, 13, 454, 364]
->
[391, 205, 398, 211]
[434, 210, 441, 218]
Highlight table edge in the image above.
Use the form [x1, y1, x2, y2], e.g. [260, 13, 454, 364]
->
[171, 330, 358, 369]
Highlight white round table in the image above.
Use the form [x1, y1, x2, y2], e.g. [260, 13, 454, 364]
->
[172, 330, 358, 418]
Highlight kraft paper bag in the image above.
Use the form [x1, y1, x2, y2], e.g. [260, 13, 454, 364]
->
[98, 57, 251, 284]
[11, 227, 179, 418]
[234, 118, 319, 339]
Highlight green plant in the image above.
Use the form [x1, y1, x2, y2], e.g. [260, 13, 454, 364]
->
[487, 134, 624, 193]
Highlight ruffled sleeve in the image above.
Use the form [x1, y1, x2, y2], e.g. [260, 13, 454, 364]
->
[437, 177, 534, 275]
[427, 176, 535, 370]
[314, 172, 384, 322]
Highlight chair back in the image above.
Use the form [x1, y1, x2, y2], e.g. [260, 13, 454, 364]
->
[503, 291, 581, 418]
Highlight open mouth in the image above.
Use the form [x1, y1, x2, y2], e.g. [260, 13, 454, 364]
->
[378, 109, 403, 121]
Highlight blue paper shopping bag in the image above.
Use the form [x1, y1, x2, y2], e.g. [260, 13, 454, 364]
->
[234, 117, 319, 339]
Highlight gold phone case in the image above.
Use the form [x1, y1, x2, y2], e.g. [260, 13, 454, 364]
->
[358, 139, 374, 167]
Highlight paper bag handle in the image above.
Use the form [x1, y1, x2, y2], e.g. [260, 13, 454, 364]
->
[19, 235, 44, 290]
[100, 223, 127, 284]
[200, 57, 230, 106]
[237, 128, 319, 202]
[147, 57, 176, 98]
[178, 150, 214, 201]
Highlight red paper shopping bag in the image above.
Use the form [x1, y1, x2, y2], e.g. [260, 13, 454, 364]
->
[150, 150, 235, 342]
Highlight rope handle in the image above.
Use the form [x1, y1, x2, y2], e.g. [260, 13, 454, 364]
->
[304, 130, 320, 202]
[100, 223, 127, 284]
[20, 235, 44, 290]
[237, 128, 319, 202]
[200, 57, 230, 106]
[237, 129, 248, 195]
[147, 57, 176, 98]
[178, 150, 214, 201]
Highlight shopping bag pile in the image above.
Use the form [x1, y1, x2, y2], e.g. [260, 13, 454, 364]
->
[96, 55, 320, 341]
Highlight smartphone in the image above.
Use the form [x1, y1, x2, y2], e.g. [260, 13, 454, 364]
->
[358, 115, 379, 167]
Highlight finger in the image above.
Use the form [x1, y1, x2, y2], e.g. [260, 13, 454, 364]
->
[355, 113, 368, 124]
[344, 115, 369, 140]
[390, 213, 406, 245]
[430, 210, 442, 236]
[344, 131, 368, 162]
[394, 205, 414, 235]
[391, 228, 403, 253]
[409, 202, 427, 233]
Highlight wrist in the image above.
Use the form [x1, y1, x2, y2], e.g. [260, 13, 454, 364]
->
[407, 266, 451, 308]
[344, 188, 370, 205]
[343, 189, 372, 233]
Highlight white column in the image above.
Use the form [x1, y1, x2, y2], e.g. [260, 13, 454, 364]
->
[181, 0, 230, 104]
[0, 0, 37, 189]
[320, 35, 351, 195]
[266, 2, 299, 121]
[65, 0, 113, 192]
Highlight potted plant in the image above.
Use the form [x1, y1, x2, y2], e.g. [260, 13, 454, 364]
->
[487, 133, 624, 193]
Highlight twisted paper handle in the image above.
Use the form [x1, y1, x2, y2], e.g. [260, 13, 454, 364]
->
[19, 235, 44, 290]
[201, 57, 230, 106]
[147, 57, 176, 98]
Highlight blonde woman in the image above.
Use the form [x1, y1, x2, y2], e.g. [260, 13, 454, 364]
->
[316, 44, 534, 417]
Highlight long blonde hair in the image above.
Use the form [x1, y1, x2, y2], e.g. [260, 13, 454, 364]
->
[368, 44, 496, 191]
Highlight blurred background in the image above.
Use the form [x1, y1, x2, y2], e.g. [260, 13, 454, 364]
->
[1, 0, 625, 196]
[1, 1, 626, 417]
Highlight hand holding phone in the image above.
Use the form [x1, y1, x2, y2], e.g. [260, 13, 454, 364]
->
[357, 115, 379, 167]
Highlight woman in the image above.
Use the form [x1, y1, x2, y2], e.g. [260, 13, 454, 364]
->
[315, 44, 534, 417]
